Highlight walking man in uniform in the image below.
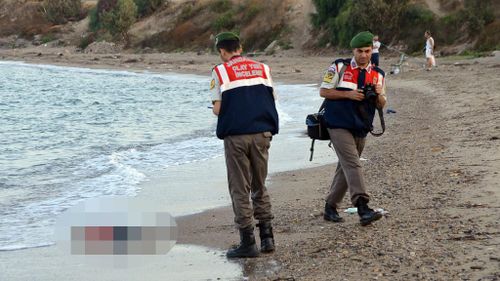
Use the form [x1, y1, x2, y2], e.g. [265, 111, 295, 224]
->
[210, 32, 279, 258]
[319, 31, 387, 226]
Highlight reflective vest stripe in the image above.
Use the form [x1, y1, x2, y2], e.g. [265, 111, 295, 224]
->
[214, 64, 230, 86]
[215, 58, 273, 93]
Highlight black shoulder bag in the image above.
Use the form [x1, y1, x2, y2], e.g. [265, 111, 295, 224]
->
[306, 64, 348, 161]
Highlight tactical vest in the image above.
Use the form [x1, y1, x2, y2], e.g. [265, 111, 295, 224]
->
[324, 58, 385, 137]
[213, 56, 279, 139]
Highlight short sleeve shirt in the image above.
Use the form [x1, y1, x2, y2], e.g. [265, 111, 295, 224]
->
[320, 59, 386, 96]
[210, 68, 222, 102]
[372, 41, 381, 53]
[320, 62, 342, 90]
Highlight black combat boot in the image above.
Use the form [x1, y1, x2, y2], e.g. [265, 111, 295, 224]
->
[226, 226, 259, 258]
[356, 198, 382, 226]
[257, 221, 275, 253]
[323, 202, 344, 222]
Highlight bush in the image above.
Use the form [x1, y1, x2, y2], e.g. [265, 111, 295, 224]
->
[212, 11, 235, 31]
[41, 0, 82, 24]
[399, 4, 436, 52]
[311, 0, 345, 28]
[241, 3, 262, 24]
[41, 33, 56, 44]
[311, 0, 434, 51]
[474, 21, 500, 52]
[134, 0, 165, 17]
[78, 33, 95, 49]
[97, 0, 118, 14]
[87, 0, 138, 45]
[100, 0, 137, 40]
[89, 7, 101, 32]
[209, 0, 232, 13]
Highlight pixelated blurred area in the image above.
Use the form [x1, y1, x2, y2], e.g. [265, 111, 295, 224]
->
[55, 197, 177, 267]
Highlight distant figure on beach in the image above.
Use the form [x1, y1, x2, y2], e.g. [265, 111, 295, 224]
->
[319, 31, 386, 226]
[210, 32, 279, 258]
[424, 30, 436, 71]
[371, 35, 381, 66]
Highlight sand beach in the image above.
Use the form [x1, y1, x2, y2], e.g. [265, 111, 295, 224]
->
[0, 47, 499, 280]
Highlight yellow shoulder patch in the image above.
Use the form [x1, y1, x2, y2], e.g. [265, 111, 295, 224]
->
[210, 79, 216, 90]
[323, 71, 334, 83]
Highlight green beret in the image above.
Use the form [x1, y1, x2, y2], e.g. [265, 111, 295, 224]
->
[214, 32, 240, 47]
[350, 31, 374, 48]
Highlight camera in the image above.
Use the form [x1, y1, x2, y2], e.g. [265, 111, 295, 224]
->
[363, 84, 377, 100]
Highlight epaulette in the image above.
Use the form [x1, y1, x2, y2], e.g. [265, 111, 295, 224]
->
[333, 58, 351, 65]
[211, 63, 222, 71]
[372, 66, 385, 77]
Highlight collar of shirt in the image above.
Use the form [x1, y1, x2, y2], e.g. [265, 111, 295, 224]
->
[350, 57, 373, 73]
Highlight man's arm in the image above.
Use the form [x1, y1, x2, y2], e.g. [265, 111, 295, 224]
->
[319, 62, 364, 101]
[320, 88, 364, 101]
[210, 69, 222, 116]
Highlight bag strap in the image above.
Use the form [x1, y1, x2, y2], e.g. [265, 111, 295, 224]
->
[370, 107, 385, 137]
[309, 139, 315, 161]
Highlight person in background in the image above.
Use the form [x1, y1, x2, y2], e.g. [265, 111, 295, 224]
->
[210, 32, 279, 258]
[319, 31, 386, 226]
[424, 30, 436, 71]
[371, 35, 381, 67]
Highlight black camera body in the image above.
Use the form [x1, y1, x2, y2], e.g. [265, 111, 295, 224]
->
[363, 84, 377, 100]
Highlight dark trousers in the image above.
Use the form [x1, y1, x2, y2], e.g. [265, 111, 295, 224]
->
[371, 53, 379, 66]
[224, 132, 274, 229]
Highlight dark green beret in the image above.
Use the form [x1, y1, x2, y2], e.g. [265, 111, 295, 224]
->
[214, 32, 240, 46]
[350, 31, 374, 48]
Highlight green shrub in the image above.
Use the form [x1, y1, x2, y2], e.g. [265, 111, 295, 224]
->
[209, 0, 232, 13]
[474, 21, 500, 52]
[311, 0, 345, 28]
[399, 4, 436, 52]
[89, 7, 101, 32]
[242, 3, 262, 24]
[88, 0, 137, 44]
[41, 0, 82, 24]
[212, 11, 235, 31]
[41, 34, 56, 44]
[133, 0, 165, 17]
[78, 33, 95, 49]
[103, 0, 137, 37]
[311, 0, 434, 51]
[97, 0, 118, 14]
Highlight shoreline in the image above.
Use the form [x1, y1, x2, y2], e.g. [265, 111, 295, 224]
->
[1, 49, 499, 280]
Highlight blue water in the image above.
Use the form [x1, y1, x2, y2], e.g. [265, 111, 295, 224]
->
[0, 61, 325, 251]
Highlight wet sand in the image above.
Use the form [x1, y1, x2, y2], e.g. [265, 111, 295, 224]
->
[1, 47, 499, 280]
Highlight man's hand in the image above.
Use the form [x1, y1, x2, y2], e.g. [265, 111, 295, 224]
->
[375, 84, 383, 95]
[212, 101, 221, 115]
[349, 90, 365, 101]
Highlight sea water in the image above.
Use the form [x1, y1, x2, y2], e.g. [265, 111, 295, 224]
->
[0, 61, 335, 251]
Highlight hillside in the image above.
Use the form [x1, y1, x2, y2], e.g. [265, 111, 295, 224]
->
[0, 0, 498, 54]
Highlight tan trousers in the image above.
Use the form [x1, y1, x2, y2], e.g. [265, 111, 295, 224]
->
[326, 128, 370, 208]
[224, 132, 274, 229]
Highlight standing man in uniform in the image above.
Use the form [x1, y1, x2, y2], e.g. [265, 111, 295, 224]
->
[424, 30, 436, 71]
[319, 31, 387, 226]
[371, 35, 381, 67]
[210, 32, 279, 258]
